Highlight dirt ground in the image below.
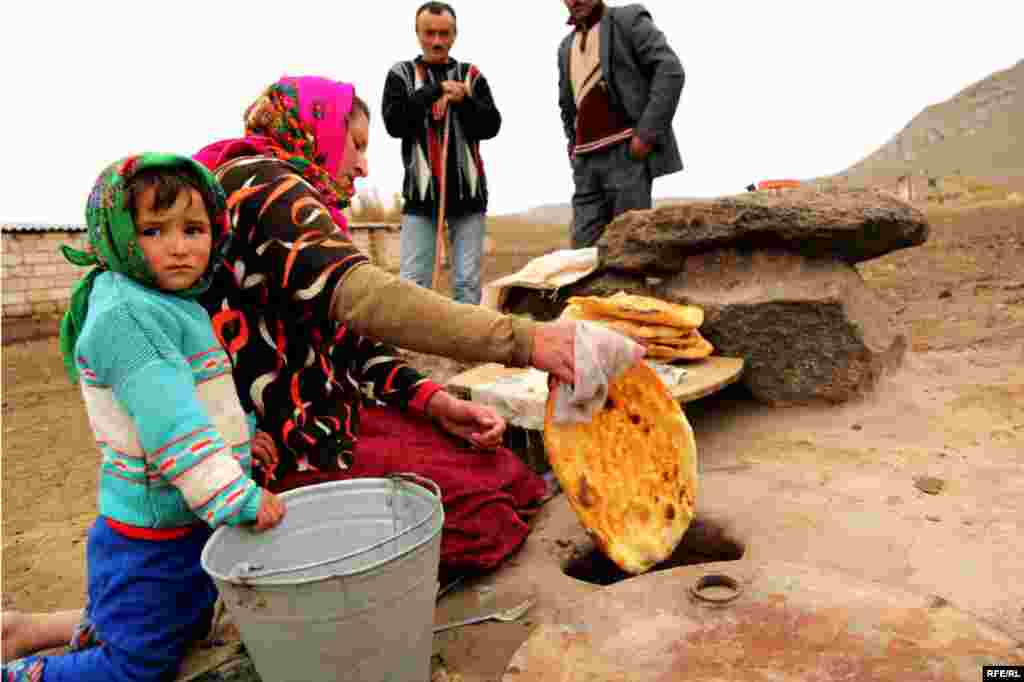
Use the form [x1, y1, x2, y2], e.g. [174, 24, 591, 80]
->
[2, 199, 1023, 659]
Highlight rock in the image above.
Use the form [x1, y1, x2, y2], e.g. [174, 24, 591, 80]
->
[653, 250, 906, 404]
[600, 189, 929, 273]
[914, 476, 945, 495]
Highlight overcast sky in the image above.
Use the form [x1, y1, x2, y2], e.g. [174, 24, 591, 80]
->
[3, 1, 1022, 224]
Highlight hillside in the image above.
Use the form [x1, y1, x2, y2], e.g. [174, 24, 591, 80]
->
[839, 58, 1024, 185]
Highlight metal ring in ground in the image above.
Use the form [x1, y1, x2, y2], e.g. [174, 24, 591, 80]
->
[689, 573, 742, 604]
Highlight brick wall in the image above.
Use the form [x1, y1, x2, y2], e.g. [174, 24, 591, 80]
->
[1, 225, 401, 343]
[2, 231, 87, 317]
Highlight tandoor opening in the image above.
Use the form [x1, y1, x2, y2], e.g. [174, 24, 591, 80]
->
[562, 517, 745, 586]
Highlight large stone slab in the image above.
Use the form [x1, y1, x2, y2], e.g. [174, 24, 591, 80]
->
[600, 189, 929, 273]
[653, 249, 906, 404]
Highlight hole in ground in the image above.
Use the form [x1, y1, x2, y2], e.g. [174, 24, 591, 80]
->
[562, 517, 745, 586]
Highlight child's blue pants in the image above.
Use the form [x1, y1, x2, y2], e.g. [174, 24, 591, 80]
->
[3, 517, 217, 682]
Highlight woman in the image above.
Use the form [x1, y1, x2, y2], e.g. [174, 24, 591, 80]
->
[192, 75, 579, 574]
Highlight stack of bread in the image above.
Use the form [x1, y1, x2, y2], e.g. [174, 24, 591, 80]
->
[561, 291, 714, 362]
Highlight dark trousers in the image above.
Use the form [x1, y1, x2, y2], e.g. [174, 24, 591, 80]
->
[570, 142, 653, 249]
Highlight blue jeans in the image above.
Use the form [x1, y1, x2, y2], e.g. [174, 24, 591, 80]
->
[400, 211, 485, 305]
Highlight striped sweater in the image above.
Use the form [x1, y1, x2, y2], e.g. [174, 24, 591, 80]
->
[383, 57, 501, 219]
[75, 272, 262, 530]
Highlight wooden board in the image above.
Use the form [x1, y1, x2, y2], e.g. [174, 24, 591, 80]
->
[445, 357, 744, 431]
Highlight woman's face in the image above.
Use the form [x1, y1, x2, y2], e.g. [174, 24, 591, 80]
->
[337, 111, 369, 193]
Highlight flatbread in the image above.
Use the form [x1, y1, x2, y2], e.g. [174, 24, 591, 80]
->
[567, 292, 704, 330]
[560, 304, 692, 340]
[648, 330, 707, 348]
[643, 337, 715, 361]
[562, 303, 713, 359]
[543, 361, 698, 575]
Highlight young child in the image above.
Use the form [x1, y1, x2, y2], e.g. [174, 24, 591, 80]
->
[1, 153, 286, 682]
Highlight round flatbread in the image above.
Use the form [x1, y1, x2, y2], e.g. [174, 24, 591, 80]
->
[644, 336, 715, 362]
[567, 292, 704, 330]
[561, 304, 693, 340]
[646, 330, 707, 348]
[562, 303, 713, 360]
[544, 361, 699, 575]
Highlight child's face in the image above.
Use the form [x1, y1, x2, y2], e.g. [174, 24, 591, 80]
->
[134, 185, 213, 291]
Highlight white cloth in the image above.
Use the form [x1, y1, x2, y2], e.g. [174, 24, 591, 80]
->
[481, 248, 599, 310]
[552, 321, 645, 424]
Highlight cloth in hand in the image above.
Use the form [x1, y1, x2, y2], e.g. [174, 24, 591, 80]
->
[552, 321, 645, 424]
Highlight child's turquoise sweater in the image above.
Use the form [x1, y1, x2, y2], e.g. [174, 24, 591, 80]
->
[75, 272, 262, 529]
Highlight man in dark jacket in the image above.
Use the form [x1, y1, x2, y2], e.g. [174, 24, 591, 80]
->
[558, 1, 684, 248]
[383, 1, 501, 304]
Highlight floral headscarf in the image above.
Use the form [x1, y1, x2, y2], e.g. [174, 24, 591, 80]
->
[193, 76, 357, 231]
[59, 153, 230, 381]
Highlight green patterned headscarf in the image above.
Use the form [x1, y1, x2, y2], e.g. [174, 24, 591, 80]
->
[59, 153, 230, 381]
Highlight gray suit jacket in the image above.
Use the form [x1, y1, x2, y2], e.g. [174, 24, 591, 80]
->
[558, 3, 684, 179]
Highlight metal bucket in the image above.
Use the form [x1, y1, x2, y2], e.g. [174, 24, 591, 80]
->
[201, 474, 444, 682]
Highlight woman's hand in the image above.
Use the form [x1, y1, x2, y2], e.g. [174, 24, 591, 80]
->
[251, 431, 279, 482]
[253, 490, 286, 532]
[425, 391, 506, 450]
[530, 320, 576, 385]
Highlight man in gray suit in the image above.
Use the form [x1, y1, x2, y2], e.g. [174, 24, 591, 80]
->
[558, 1, 684, 248]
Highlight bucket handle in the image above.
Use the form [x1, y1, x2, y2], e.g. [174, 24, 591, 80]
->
[389, 472, 442, 500]
[229, 474, 443, 583]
